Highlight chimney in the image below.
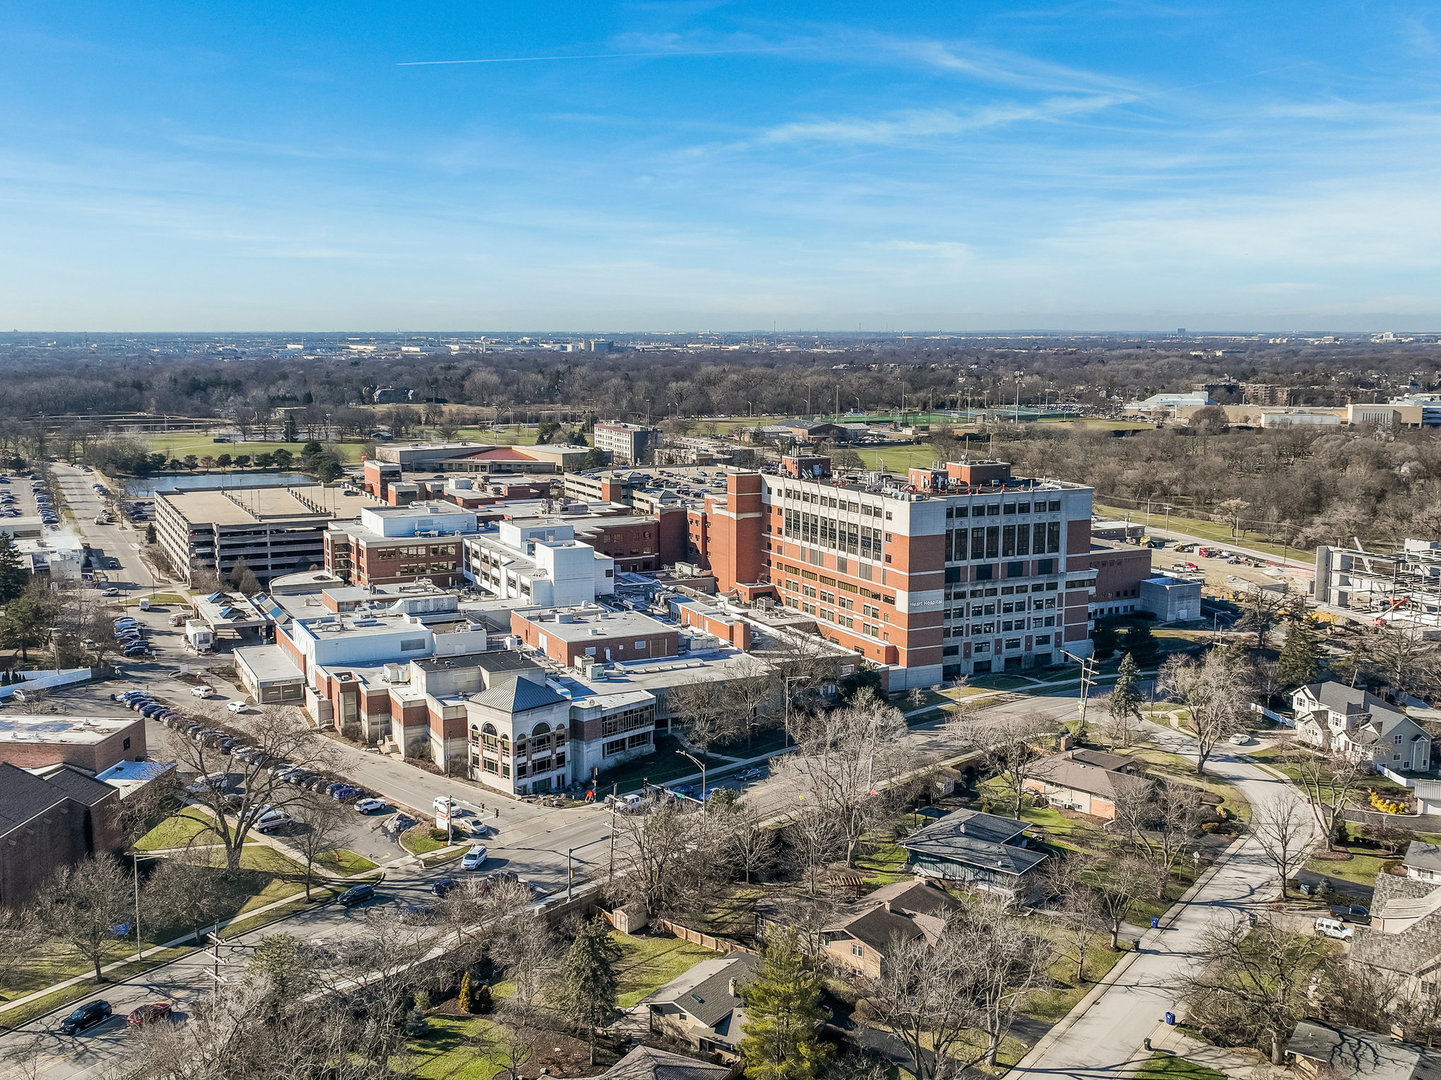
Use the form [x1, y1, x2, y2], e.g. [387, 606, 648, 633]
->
[728, 978, 737, 998]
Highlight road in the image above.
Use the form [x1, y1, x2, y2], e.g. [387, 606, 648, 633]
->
[49, 464, 164, 594]
[0, 860, 457, 1080]
[1011, 722, 1316, 1078]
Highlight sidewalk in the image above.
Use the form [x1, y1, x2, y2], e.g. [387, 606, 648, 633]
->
[1135, 1024, 1268, 1078]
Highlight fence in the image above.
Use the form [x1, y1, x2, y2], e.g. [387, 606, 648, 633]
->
[1250, 702, 1294, 727]
[0, 667, 95, 700]
[655, 918, 755, 956]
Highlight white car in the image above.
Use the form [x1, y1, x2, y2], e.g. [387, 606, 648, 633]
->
[354, 798, 388, 815]
[191, 686, 215, 698]
[227, 701, 248, 714]
[460, 845, 489, 871]
[1228, 732, 1252, 745]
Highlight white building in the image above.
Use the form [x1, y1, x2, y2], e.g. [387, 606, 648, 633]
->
[462, 519, 615, 606]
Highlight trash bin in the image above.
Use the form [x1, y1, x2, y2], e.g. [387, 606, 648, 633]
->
[1151, 917, 1160, 929]
[1165, 1012, 1176, 1026]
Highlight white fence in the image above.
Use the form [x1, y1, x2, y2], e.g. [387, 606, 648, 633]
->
[0, 667, 95, 700]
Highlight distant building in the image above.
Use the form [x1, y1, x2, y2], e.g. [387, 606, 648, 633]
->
[0, 714, 146, 774]
[592, 422, 658, 464]
[0, 762, 120, 908]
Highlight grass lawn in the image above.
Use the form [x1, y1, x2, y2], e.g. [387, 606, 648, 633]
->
[1092, 501, 1306, 563]
[701, 887, 765, 939]
[856, 842, 909, 886]
[318, 849, 380, 876]
[974, 780, 1106, 852]
[402, 826, 449, 855]
[1120, 747, 1251, 823]
[401, 1014, 502, 1080]
[613, 932, 718, 1008]
[134, 809, 244, 851]
[1134, 1052, 1227, 1080]
[1304, 850, 1396, 889]
[123, 592, 188, 605]
[140, 434, 368, 464]
[1024, 935, 1124, 1024]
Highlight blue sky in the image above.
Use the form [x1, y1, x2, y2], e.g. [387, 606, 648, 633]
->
[3, 1, 1439, 331]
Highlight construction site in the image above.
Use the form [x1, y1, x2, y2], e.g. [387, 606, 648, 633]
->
[1315, 539, 1441, 637]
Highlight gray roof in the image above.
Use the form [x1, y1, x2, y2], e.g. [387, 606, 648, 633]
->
[1302, 682, 1403, 719]
[644, 952, 756, 1031]
[598, 1046, 730, 1080]
[469, 674, 566, 714]
[1405, 841, 1441, 874]
[0, 763, 68, 836]
[36, 765, 115, 807]
[1029, 755, 1150, 801]
[1287, 1020, 1441, 1080]
[899, 809, 1049, 877]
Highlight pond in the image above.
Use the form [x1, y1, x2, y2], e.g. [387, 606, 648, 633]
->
[124, 471, 314, 497]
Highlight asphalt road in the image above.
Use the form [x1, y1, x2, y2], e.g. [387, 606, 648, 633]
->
[1010, 722, 1317, 1077]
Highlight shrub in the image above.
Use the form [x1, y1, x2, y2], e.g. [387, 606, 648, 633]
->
[471, 982, 493, 1014]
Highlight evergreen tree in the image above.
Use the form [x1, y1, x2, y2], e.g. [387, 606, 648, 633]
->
[1107, 653, 1144, 746]
[0, 534, 29, 605]
[555, 917, 621, 1065]
[1125, 622, 1159, 666]
[739, 927, 830, 1080]
[1276, 621, 1322, 691]
[459, 970, 475, 1014]
[1091, 622, 1120, 660]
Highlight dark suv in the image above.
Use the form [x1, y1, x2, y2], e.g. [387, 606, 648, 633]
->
[60, 1000, 112, 1034]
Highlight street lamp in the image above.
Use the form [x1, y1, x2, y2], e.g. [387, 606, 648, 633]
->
[675, 748, 706, 802]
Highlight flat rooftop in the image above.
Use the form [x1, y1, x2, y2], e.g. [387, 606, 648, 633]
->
[158, 484, 379, 527]
[0, 714, 138, 744]
[519, 605, 674, 643]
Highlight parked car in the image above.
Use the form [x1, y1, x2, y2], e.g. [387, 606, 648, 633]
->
[337, 883, 376, 908]
[125, 1001, 171, 1027]
[255, 808, 293, 834]
[1227, 732, 1252, 745]
[1329, 904, 1371, 923]
[355, 797, 388, 815]
[431, 877, 459, 897]
[59, 1000, 112, 1034]
[1315, 916, 1355, 941]
[227, 701, 248, 714]
[191, 686, 215, 698]
[460, 845, 489, 871]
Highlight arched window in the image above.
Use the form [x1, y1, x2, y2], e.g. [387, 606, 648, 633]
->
[480, 722, 498, 751]
[499, 734, 511, 758]
[532, 722, 552, 751]
[554, 725, 568, 744]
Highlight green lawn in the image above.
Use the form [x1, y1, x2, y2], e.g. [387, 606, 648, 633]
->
[1092, 501, 1307, 563]
[856, 842, 909, 886]
[1304, 850, 1396, 889]
[135, 809, 247, 851]
[1134, 1052, 1227, 1080]
[402, 826, 450, 855]
[403, 1015, 503, 1080]
[140, 434, 367, 464]
[318, 850, 380, 876]
[613, 932, 719, 1008]
[1119, 747, 1251, 823]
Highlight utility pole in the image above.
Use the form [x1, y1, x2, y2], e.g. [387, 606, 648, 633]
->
[675, 749, 706, 801]
[1060, 648, 1097, 738]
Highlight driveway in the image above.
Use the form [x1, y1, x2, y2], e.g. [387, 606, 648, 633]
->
[1011, 724, 1317, 1076]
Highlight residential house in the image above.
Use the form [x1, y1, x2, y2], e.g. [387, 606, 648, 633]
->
[1022, 748, 1148, 821]
[1287, 1019, 1441, 1079]
[1292, 683, 1433, 773]
[1404, 841, 1441, 886]
[1349, 872, 1441, 1001]
[597, 1046, 732, 1080]
[898, 808, 1050, 904]
[642, 952, 756, 1060]
[820, 879, 960, 978]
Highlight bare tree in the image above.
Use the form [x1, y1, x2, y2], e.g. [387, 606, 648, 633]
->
[171, 707, 337, 871]
[0, 907, 44, 990]
[1042, 857, 1105, 984]
[34, 855, 133, 982]
[1250, 794, 1315, 900]
[785, 697, 913, 866]
[610, 801, 721, 918]
[1179, 915, 1331, 1065]
[864, 925, 979, 1079]
[286, 791, 352, 901]
[1111, 780, 1208, 898]
[950, 711, 1054, 819]
[146, 855, 245, 945]
[718, 800, 779, 884]
[786, 810, 844, 897]
[1158, 645, 1256, 774]
[1286, 749, 1368, 852]
[489, 899, 561, 1012]
[954, 899, 1053, 1068]
[1086, 852, 1157, 950]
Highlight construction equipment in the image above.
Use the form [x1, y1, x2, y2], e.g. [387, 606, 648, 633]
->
[1374, 596, 1412, 627]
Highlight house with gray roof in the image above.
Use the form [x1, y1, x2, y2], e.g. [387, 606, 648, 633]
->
[1287, 1019, 1441, 1079]
[597, 1045, 733, 1080]
[820, 878, 960, 978]
[1293, 682, 1432, 774]
[898, 808, 1050, 904]
[1405, 841, 1441, 885]
[641, 952, 757, 1061]
[1021, 748, 1148, 821]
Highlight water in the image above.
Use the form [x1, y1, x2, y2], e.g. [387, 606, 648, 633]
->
[125, 471, 313, 497]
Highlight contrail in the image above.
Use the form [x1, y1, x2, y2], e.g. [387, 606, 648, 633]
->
[398, 46, 807, 66]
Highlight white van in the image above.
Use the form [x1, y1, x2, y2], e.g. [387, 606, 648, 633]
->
[256, 808, 293, 834]
[1315, 917, 1354, 941]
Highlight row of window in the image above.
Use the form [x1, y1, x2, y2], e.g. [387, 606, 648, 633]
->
[782, 509, 884, 560]
[945, 498, 1063, 518]
[944, 522, 1062, 562]
[604, 731, 654, 757]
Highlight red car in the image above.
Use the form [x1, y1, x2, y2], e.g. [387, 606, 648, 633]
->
[125, 1001, 171, 1026]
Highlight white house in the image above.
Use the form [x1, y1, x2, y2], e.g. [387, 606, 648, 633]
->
[1292, 682, 1433, 773]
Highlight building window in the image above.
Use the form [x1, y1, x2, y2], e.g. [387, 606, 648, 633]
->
[851, 943, 864, 958]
